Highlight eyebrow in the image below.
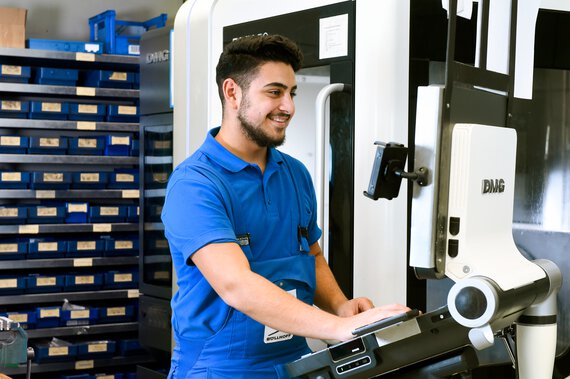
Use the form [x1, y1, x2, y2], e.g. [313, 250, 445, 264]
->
[264, 82, 298, 92]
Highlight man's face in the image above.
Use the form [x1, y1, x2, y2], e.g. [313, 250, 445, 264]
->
[237, 61, 297, 148]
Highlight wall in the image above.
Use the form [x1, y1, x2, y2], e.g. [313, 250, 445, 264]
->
[0, 0, 182, 41]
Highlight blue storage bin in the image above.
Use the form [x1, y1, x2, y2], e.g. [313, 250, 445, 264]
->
[0, 100, 29, 119]
[33, 338, 76, 362]
[69, 103, 106, 122]
[98, 304, 135, 324]
[0, 205, 27, 225]
[61, 307, 99, 326]
[133, 72, 140, 89]
[107, 169, 139, 189]
[35, 307, 62, 328]
[126, 205, 138, 223]
[28, 136, 68, 155]
[84, 70, 135, 89]
[27, 274, 65, 293]
[0, 171, 30, 189]
[0, 239, 27, 260]
[103, 235, 138, 257]
[0, 310, 36, 330]
[34, 67, 78, 86]
[28, 238, 66, 259]
[95, 374, 123, 379]
[107, 104, 139, 123]
[66, 238, 104, 258]
[104, 135, 131, 156]
[28, 204, 66, 224]
[60, 374, 94, 379]
[89, 10, 167, 55]
[125, 373, 136, 379]
[76, 340, 116, 359]
[0, 275, 26, 294]
[67, 136, 105, 155]
[31, 171, 72, 190]
[118, 338, 145, 356]
[27, 38, 103, 54]
[0, 135, 28, 154]
[29, 101, 69, 120]
[0, 64, 31, 83]
[89, 205, 127, 223]
[65, 202, 89, 223]
[64, 273, 103, 291]
[71, 171, 108, 189]
[104, 270, 138, 289]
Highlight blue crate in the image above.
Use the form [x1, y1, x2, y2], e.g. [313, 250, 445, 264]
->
[104, 270, 138, 289]
[84, 70, 135, 89]
[89, 10, 167, 55]
[133, 72, 140, 89]
[27, 274, 65, 293]
[65, 202, 89, 223]
[103, 235, 138, 257]
[0, 171, 30, 189]
[64, 273, 103, 291]
[76, 340, 116, 359]
[35, 306, 62, 328]
[29, 101, 69, 120]
[34, 67, 78, 86]
[66, 238, 104, 258]
[107, 168, 139, 189]
[28, 136, 68, 155]
[104, 135, 131, 156]
[60, 374, 94, 379]
[31, 171, 72, 190]
[0, 100, 29, 119]
[67, 136, 105, 156]
[89, 205, 127, 223]
[27, 38, 103, 54]
[126, 205, 138, 223]
[28, 205, 66, 224]
[0, 135, 28, 154]
[28, 238, 66, 259]
[0, 310, 36, 330]
[0, 205, 27, 225]
[95, 374, 123, 379]
[98, 304, 135, 324]
[0, 64, 31, 83]
[107, 104, 139, 123]
[118, 338, 145, 356]
[69, 103, 106, 122]
[33, 338, 76, 362]
[0, 275, 26, 294]
[61, 307, 99, 326]
[71, 171, 108, 189]
[130, 139, 139, 156]
[0, 239, 27, 260]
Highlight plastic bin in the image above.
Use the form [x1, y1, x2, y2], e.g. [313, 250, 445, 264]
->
[0, 205, 27, 224]
[61, 307, 99, 326]
[0, 135, 28, 154]
[28, 238, 66, 259]
[69, 103, 106, 122]
[89, 10, 167, 55]
[76, 340, 116, 359]
[104, 235, 138, 257]
[64, 273, 103, 291]
[28, 136, 68, 155]
[0, 65, 31, 83]
[66, 238, 104, 258]
[126, 205, 139, 223]
[0, 171, 30, 189]
[27, 274, 65, 293]
[71, 171, 108, 189]
[34, 67, 78, 86]
[118, 338, 145, 356]
[67, 135, 105, 155]
[28, 204, 66, 224]
[98, 304, 136, 324]
[0, 239, 27, 260]
[89, 205, 127, 223]
[107, 104, 139, 123]
[29, 101, 69, 120]
[104, 135, 131, 156]
[107, 168, 139, 189]
[0, 310, 36, 329]
[35, 307, 62, 328]
[0, 100, 29, 118]
[65, 202, 89, 223]
[33, 338, 76, 362]
[0, 275, 26, 294]
[84, 70, 135, 88]
[27, 38, 103, 54]
[104, 270, 138, 289]
[31, 171, 72, 190]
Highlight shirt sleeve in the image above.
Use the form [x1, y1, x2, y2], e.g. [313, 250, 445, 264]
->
[161, 166, 236, 265]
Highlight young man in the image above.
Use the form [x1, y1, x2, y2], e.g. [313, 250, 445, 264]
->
[162, 34, 410, 378]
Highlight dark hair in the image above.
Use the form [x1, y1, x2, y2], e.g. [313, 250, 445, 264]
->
[215, 34, 304, 105]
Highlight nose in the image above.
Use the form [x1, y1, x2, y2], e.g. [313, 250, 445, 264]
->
[279, 92, 295, 115]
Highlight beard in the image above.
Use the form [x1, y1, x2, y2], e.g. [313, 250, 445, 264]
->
[237, 97, 288, 148]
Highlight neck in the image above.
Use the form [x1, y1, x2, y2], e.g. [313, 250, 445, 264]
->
[215, 125, 268, 172]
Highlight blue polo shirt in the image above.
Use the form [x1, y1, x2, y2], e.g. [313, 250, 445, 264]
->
[162, 127, 322, 342]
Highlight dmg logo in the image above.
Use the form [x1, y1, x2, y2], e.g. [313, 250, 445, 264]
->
[146, 49, 169, 64]
[482, 179, 505, 194]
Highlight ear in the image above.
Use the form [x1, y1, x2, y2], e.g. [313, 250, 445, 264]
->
[222, 78, 242, 111]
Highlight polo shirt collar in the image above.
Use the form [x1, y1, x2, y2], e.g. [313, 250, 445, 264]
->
[202, 127, 284, 173]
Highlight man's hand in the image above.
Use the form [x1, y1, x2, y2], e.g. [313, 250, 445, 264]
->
[335, 297, 374, 317]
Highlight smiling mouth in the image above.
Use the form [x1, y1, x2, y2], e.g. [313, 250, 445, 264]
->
[269, 113, 291, 123]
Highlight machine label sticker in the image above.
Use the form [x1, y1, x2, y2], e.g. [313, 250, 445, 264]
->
[319, 14, 349, 60]
[264, 289, 296, 344]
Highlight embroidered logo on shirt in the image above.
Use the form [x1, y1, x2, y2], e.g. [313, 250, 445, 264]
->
[263, 289, 296, 344]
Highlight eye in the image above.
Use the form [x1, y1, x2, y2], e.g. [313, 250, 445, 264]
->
[268, 89, 282, 96]
[290, 91, 297, 98]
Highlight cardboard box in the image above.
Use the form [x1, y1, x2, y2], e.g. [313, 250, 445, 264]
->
[0, 8, 27, 48]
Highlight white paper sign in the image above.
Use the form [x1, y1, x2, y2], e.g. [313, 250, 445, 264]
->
[319, 14, 349, 60]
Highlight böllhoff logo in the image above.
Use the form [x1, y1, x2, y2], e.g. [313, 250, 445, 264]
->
[482, 179, 505, 194]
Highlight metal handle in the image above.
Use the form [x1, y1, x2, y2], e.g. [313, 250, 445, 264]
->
[315, 83, 349, 257]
